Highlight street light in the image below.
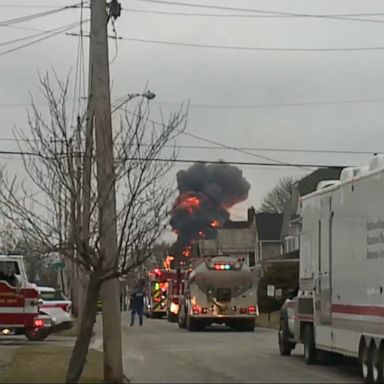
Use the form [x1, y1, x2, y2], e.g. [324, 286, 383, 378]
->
[111, 90, 156, 113]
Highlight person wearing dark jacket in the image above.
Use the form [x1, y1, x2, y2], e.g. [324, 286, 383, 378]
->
[129, 281, 146, 327]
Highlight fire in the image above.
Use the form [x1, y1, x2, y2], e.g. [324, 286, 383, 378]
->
[178, 195, 201, 214]
[163, 255, 174, 270]
[198, 231, 205, 238]
[210, 219, 220, 228]
[182, 246, 192, 257]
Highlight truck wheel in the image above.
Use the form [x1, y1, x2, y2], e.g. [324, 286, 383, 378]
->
[25, 328, 50, 341]
[279, 313, 295, 356]
[186, 315, 199, 332]
[361, 342, 374, 384]
[303, 324, 317, 364]
[178, 311, 186, 329]
[375, 343, 384, 384]
[372, 343, 383, 384]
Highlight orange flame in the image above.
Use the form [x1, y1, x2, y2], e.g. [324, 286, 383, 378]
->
[210, 219, 220, 228]
[182, 246, 192, 257]
[178, 195, 201, 214]
[163, 255, 174, 270]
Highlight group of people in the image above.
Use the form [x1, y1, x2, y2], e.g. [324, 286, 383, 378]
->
[128, 279, 147, 327]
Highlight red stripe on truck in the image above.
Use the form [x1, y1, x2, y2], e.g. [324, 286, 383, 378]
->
[0, 313, 35, 328]
[332, 304, 384, 317]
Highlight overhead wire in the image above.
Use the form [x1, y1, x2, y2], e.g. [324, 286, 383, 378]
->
[0, 135, 376, 156]
[134, 0, 384, 24]
[118, 107, 310, 170]
[114, 35, 384, 52]
[0, 149, 348, 169]
[0, 3, 81, 27]
[120, 7, 384, 19]
[0, 20, 88, 57]
[153, 97, 384, 109]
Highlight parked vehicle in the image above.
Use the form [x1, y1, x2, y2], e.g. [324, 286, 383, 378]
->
[37, 286, 73, 332]
[146, 268, 177, 318]
[178, 256, 258, 332]
[0, 255, 51, 341]
[278, 155, 384, 383]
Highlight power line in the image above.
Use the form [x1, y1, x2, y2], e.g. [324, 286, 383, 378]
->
[121, 7, 384, 19]
[0, 22, 80, 48]
[120, 109, 309, 170]
[135, 0, 384, 24]
[115, 35, 384, 52]
[0, 20, 88, 57]
[0, 148, 348, 169]
[154, 97, 384, 109]
[0, 3, 80, 27]
[0, 136, 375, 156]
[3, 94, 384, 109]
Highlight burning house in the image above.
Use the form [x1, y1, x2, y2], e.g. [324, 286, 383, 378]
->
[169, 161, 251, 266]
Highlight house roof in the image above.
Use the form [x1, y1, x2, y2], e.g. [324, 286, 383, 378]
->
[255, 213, 283, 241]
[223, 220, 250, 229]
[296, 167, 344, 197]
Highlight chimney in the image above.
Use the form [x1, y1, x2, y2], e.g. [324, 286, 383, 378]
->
[247, 206, 256, 225]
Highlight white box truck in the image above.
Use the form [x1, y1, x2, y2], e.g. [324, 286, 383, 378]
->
[278, 155, 384, 383]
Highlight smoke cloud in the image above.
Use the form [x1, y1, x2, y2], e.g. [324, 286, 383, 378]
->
[170, 162, 251, 259]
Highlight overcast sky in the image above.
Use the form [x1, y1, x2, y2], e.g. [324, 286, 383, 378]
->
[1, 0, 384, 230]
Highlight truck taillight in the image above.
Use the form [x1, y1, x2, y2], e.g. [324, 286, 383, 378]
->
[192, 305, 201, 315]
[33, 319, 44, 328]
[248, 305, 256, 315]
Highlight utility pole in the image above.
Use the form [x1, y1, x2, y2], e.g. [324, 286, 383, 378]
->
[89, 1, 123, 382]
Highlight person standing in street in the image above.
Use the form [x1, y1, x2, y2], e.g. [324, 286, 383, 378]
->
[129, 279, 146, 327]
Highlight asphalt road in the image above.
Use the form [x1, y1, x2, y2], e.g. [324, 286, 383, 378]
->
[121, 316, 362, 383]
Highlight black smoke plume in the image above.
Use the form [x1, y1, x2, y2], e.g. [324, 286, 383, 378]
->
[170, 161, 251, 261]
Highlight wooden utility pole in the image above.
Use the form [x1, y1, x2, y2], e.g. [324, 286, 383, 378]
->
[89, 0, 123, 382]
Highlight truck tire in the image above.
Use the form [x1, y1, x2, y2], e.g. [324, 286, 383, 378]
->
[303, 324, 317, 364]
[24, 328, 50, 341]
[372, 343, 383, 384]
[278, 313, 295, 356]
[178, 310, 186, 329]
[186, 315, 199, 332]
[361, 342, 374, 384]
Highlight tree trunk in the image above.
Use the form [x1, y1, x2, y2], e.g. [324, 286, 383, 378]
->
[65, 274, 100, 384]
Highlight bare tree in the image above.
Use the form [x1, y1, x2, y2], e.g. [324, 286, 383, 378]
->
[259, 176, 296, 214]
[0, 72, 187, 383]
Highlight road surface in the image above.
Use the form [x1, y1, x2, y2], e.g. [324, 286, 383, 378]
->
[121, 316, 361, 383]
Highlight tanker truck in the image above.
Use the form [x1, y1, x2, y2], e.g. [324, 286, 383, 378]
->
[177, 256, 258, 332]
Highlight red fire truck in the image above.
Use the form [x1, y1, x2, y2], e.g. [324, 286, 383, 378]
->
[0, 255, 51, 341]
[166, 268, 188, 323]
[146, 268, 175, 319]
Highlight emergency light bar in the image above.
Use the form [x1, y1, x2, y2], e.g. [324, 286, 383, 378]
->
[206, 260, 242, 271]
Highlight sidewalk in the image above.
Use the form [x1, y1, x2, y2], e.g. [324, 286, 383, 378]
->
[0, 345, 18, 382]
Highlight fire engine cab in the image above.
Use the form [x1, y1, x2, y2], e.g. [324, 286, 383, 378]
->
[0, 255, 51, 341]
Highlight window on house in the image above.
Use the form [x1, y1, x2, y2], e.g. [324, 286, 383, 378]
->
[248, 251, 255, 267]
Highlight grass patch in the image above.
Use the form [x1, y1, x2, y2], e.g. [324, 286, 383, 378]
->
[4, 345, 103, 383]
[255, 311, 280, 329]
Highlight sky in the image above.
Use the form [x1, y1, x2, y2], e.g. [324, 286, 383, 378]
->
[1, 0, 384, 236]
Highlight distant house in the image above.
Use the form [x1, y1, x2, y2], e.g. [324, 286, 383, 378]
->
[255, 212, 283, 263]
[193, 208, 283, 268]
[280, 167, 344, 259]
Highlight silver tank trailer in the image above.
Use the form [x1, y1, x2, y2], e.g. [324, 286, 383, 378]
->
[178, 256, 258, 332]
